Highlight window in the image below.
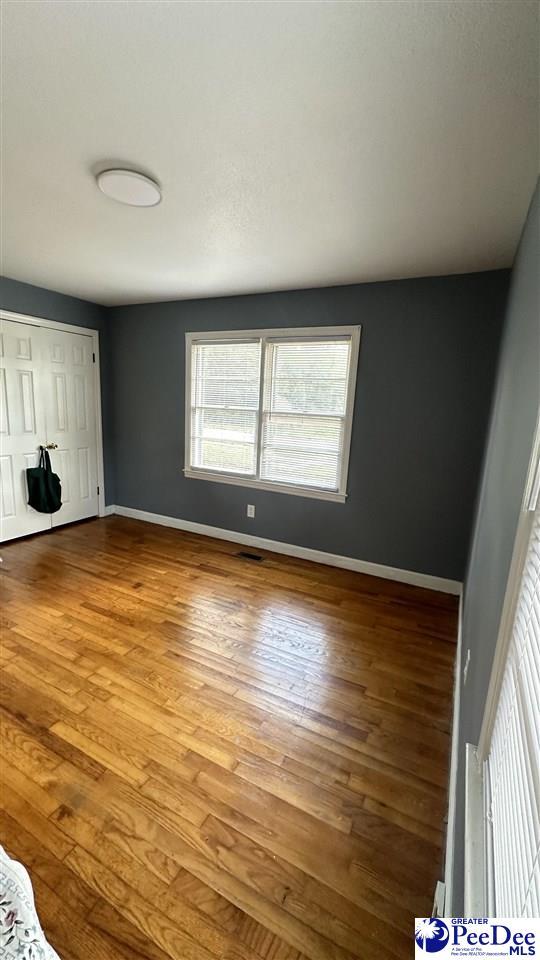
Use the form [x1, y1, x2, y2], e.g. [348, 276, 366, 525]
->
[184, 326, 360, 501]
[484, 505, 540, 916]
[464, 435, 540, 918]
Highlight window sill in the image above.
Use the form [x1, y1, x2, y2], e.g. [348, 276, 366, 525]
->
[183, 468, 347, 503]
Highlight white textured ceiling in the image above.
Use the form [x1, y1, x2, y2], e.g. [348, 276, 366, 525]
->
[1, 0, 538, 306]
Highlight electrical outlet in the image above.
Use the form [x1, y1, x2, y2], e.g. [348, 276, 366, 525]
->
[247, 504, 255, 518]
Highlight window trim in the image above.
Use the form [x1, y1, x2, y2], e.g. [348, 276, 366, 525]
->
[184, 325, 361, 503]
[463, 416, 540, 917]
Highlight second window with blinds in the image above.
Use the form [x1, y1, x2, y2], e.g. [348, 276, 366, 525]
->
[184, 326, 361, 501]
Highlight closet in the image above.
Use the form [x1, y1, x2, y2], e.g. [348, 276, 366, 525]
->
[0, 316, 100, 541]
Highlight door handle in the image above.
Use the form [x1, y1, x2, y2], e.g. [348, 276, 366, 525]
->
[41, 442, 58, 450]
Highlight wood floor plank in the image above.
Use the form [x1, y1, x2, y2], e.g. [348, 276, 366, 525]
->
[31, 872, 136, 960]
[87, 898, 176, 960]
[0, 808, 100, 920]
[0, 781, 74, 860]
[65, 844, 220, 960]
[50, 718, 150, 786]
[0, 516, 457, 959]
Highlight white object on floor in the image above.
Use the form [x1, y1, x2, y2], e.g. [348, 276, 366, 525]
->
[0, 845, 61, 959]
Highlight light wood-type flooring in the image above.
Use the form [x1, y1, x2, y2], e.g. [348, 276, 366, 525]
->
[0, 517, 457, 960]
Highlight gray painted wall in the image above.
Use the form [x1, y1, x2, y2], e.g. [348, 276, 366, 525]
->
[451, 183, 539, 910]
[108, 271, 508, 581]
[0, 276, 115, 503]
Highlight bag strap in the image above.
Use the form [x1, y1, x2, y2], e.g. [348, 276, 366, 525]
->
[38, 447, 52, 471]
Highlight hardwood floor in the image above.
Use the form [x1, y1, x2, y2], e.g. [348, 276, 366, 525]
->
[0, 517, 458, 960]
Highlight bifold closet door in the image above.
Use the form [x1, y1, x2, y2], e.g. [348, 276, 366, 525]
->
[0, 319, 52, 540]
[1, 318, 99, 541]
[42, 326, 99, 528]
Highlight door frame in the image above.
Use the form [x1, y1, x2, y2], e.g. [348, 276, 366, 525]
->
[0, 308, 107, 518]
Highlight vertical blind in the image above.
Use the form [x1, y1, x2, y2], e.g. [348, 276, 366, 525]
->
[486, 506, 540, 916]
[189, 334, 353, 492]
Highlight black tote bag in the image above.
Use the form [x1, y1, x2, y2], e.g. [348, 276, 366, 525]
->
[26, 448, 62, 514]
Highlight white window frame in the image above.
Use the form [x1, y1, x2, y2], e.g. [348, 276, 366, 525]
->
[184, 325, 361, 503]
[464, 414, 540, 917]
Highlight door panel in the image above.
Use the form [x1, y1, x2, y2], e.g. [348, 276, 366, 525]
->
[0, 319, 51, 540]
[43, 328, 98, 527]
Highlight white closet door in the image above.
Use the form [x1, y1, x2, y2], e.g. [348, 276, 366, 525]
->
[0, 319, 51, 540]
[42, 327, 99, 527]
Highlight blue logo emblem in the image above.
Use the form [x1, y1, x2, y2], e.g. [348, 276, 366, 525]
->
[415, 919, 450, 953]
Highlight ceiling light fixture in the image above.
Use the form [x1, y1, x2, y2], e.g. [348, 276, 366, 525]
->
[96, 168, 161, 207]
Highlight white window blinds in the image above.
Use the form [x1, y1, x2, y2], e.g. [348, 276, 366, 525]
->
[186, 328, 359, 500]
[261, 338, 351, 491]
[486, 507, 540, 917]
[190, 340, 261, 476]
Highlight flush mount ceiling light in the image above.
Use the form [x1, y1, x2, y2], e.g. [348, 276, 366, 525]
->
[96, 168, 161, 207]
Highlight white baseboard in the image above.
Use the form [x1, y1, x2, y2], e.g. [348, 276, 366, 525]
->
[106, 504, 462, 595]
[102, 504, 116, 517]
[444, 591, 464, 914]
